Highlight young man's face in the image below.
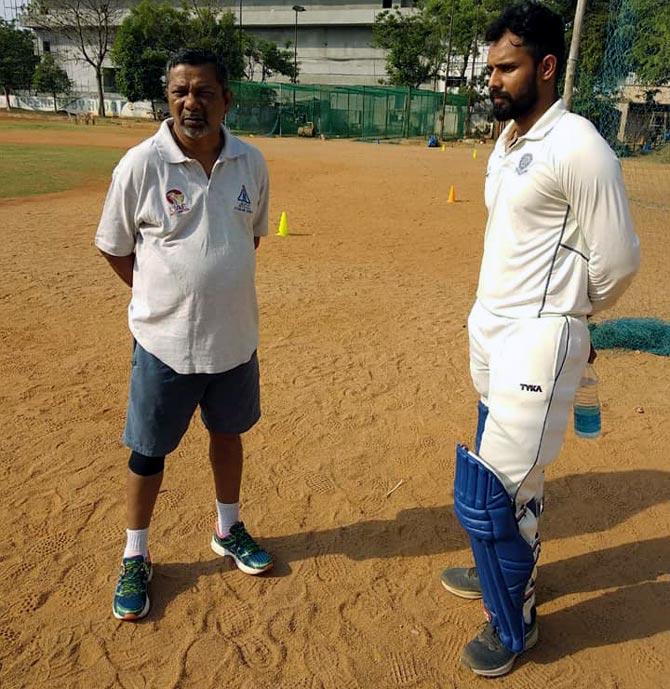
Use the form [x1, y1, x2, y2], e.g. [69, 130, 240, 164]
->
[166, 63, 231, 142]
[486, 30, 543, 121]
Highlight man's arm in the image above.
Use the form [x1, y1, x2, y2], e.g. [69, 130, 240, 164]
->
[100, 251, 135, 287]
[558, 126, 640, 313]
[253, 153, 270, 244]
[95, 152, 140, 279]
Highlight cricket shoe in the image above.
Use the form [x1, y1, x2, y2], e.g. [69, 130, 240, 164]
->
[113, 554, 153, 621]
[440, 566, 482, 599]
[460, 617, 538, 677]
[211, 521, 273, 575]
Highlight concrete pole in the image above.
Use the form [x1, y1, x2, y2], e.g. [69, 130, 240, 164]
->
[563, 0, 588, 111]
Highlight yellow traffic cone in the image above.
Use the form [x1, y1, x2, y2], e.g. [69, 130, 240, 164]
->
[447, 185, 457, 204]
[441, 143, 446, 152]
[276, 211, 289, 237]
[472, 148, 477, 160]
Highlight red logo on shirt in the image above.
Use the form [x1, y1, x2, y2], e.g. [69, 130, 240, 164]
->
[166, 188, 191, 216]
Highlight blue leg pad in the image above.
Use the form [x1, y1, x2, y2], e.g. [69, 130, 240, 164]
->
[474, 401, 489, 454]
[454, 444, 535, 653]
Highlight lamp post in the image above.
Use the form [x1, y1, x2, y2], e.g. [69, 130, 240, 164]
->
[238, 0, 243, 54]
[439, 0, 455, 141]
[292, 5, 305, 85]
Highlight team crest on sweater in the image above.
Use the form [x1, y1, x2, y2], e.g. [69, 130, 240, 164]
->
[234, 185, 253, 214]
[516, 153, 533, 175]
[166, 188, 191, 216]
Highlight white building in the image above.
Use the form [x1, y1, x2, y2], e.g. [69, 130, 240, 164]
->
[16, 1, 416, 114]
[616, 84, 670, 148]
[237, 1, 415, 86]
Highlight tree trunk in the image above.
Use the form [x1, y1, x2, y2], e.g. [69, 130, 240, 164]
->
[95, 67, 106, 117]
[151, 99, 157, 121]
[460, 49, 470, 82]
[53, 91, 58, 113]
[4, 87, 11, 111]
[404, 86, 411, 138]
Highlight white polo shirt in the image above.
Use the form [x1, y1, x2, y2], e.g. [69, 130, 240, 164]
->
[95, 120, 269, 374]
[478, 99, 640, 318]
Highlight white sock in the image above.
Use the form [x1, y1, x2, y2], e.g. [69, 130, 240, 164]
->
[216, 500, 240, 536]
[124, 528, 149, 559]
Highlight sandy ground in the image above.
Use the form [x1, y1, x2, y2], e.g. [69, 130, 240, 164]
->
[1, 122, 669, 689]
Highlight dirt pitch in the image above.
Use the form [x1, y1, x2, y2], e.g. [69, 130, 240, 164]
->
[1, 121, 669, 689]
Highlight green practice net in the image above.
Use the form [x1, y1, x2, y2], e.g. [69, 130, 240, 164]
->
[571, 2, 669, 353]
[589, 319, 670, 356]
[225, 81, 467, 140]
[573, 0, 670, 212]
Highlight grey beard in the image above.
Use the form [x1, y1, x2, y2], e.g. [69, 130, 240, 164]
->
[181, 123, 212, 139]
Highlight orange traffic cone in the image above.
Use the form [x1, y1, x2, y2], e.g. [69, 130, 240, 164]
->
[447, 185, 457, 203]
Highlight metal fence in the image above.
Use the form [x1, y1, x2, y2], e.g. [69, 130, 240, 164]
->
[225, 81, 467, 140]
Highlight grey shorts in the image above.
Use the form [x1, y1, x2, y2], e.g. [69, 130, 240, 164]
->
[123, 342, 261, 456]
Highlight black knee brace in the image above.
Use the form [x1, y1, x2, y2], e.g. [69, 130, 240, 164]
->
[128, 451, 165, 476]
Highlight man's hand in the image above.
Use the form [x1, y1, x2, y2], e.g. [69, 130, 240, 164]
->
[588, 342, 597, 363]
[100, 251, 135, 287]
[254, 237, 261, 250]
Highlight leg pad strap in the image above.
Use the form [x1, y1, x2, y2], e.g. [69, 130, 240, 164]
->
[474, 401, 489, 454]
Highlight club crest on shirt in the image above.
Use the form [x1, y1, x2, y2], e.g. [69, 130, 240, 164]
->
[516, 153, 533, 175]
[166, 188, 191, 216]
[234, 184, 253, 214]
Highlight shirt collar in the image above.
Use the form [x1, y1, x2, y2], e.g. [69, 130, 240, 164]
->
[500, 98, 567, 148]
[154, 119, 246, 164]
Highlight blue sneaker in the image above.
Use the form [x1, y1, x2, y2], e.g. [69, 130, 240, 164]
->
[112, 554, 152, 621]
[211, 521, 273, 575]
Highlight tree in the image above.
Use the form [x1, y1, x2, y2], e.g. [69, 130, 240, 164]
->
[33, 53, 72, 111]
[630, 0, 670, 85]
[423, 0, 506, 135]
[114, 0, 290, 116]
[0, 19, 39, 111]
[243, 35, 296, 82]
[184, 5, 245, 81]
[23, 0, 123, 116]
[425, 0, 480, 84]
[373, 8, 444, 88]
[112, 0, 187, 119]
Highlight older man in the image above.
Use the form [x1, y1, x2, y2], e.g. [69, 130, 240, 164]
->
[96, 48, 272, 621]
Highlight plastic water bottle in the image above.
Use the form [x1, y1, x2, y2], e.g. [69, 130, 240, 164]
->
[573, 363, 601, 439]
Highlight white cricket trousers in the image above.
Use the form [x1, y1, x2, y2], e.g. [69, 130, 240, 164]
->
[467, 300, 590, 619]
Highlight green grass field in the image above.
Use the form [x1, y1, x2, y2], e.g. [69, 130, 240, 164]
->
[649, 143, 670, 165]
[0, 120, 80, 132]
[0, 111, 151, 133]
[0, 144, 122, 198]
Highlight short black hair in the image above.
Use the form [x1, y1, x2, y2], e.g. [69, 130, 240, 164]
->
[485, 1, 566, 79]
[165, 48, 229, 90]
